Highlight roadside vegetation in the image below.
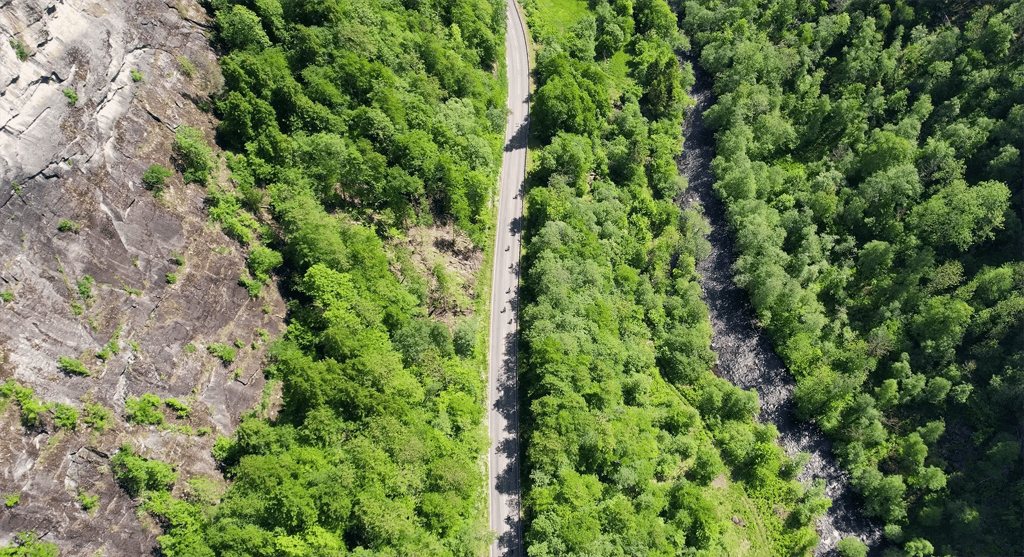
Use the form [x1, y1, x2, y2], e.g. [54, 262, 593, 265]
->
[134, 1, 509, 555]
[680, 1, 1023, 555]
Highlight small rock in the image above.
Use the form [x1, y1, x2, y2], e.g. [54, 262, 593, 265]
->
[732, 515, 746, 527]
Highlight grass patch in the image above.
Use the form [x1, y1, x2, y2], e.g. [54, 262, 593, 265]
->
[207, 343, 236, 365]
[58, 219, 81, 233]
[166, 273, 177, 285]
[9, 38, 27, 61]
[78, 490, 100, 516]
[126, 393, 164, 425]
[77, 275, 95, 299]
[131, 68, 144, 82]
[63, 87, 78, 106]
[58, 356, 90, 377]
[4, 493, 20, 508]
[0, 290, 12, 302]
[82, 402, 112, 431]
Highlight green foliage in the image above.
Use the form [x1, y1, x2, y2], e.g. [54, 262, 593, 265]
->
[164, 398, 190, 419]
[183, 343, 196, 354]
[62, 87, 78, 106]
[165, 273, 177, 285]
[131, 68, 143, 82]
[173, 126, 214, 185]
[9, 38, 28, 61]
[142, 164, 173, 189]
[76, 275, 94, 299]
[246, 245, 282, 283]
[58, 219, 81, 233]
[0, 531, 58, 557]
[4, 493, 20, 508]
[0, 290, 13, 302]
[837, 536, 868, 557]
[58, 356, 89, 377]
[126, 393, 165, 425]
[53, 403, 79, 430]
[177, 55, 195, 78]
[82, 402, 112, 431]
[684, 1, 1024, 553]
[206, 343, 236, 365]
[110, 444, 177, 497]
[77, 490, 99, 515]
[170, 250, 186, 266]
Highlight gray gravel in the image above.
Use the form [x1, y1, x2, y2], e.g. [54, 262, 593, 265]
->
[676, 53, 884, 557]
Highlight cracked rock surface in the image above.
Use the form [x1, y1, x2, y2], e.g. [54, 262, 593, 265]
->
[678, 54, 884, 557]
[0, 2, 282, 554]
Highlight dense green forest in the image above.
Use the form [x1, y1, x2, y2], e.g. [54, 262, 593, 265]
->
[516, 0, 834, 555]
[680, 1, 1023, 555]
[127, 0, 509, 555]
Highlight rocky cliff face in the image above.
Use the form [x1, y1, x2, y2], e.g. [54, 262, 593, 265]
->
[0, 2, 281, 553]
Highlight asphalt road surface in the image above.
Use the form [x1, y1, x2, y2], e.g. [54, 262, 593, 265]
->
[487, 1, 529, 556]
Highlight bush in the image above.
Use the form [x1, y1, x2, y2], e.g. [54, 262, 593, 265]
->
[166, 273, 177, 284]
[53, 403, 79, 430]
[9, 38, 28, 61]
[238, 274, 261, 298]
[4, 493, 19, 508]
[164, 398, 190, 419]
[110, 444, 177, 497]
[0, 290, 12, 302]
[126, 393, 164, 425]
[58, 219, 81, 233]
[142, 164, 173, 189]
[76, 275, 94, 299]
[170, 250, 185, 266]
[82, 402, 112, 431]
[246, 246, 283, 283]
[173, 126, 214, 184]
[130, 68, 143, 82]
[0, 531, 57, 556]
[62, 87, 78, 106]
[837, 537, 868, 557]
[207, 343, 236, 365]
[77, 490, 99, 515]
[58, 356, 90, 377]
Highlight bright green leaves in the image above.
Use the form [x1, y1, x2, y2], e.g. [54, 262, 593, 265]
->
[909, 179, 1010, 251]
[217, 6, 271, 52]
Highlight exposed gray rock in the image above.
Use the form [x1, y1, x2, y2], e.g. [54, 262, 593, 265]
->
[0, 2, 281, 554]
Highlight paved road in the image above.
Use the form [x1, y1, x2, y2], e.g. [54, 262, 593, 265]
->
[488, 1, 529, 556]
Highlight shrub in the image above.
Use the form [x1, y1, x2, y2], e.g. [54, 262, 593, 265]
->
[58, 356, 90, 377]
[837, 537, 868, 557]
[82, 402, 112, 431]
[166, 273, 177, 285]
[207, 343, 236, 365]
[77, 490, 99, 515]
[130, 68, 143, 82]
[9, 38, 27, 61]
[76, 275, 94, 299]
[246, 246, 283, 283]
[110, 444, 177, 497]
[0, 290, 12, 302]
[62, 87, 78, 106]
[164, 398, 190, 419]
[238, 274, 261, 298]
[173, 126, 214, 184]
[53, 403, 79, 430]
[177, 55, 195, 78]
[183, 343, 197, 354]
[58, 219, 81, 233]
[142, 164, 173, 189]
[170, 250, 185, 266]
[4, 493, 20, 508]
[126, 393, 164, 425]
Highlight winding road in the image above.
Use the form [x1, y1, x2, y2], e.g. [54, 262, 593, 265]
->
[487, 1, 529, 556]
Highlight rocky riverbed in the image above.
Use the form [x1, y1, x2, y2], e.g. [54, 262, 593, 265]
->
[677, 53, 884, 557]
